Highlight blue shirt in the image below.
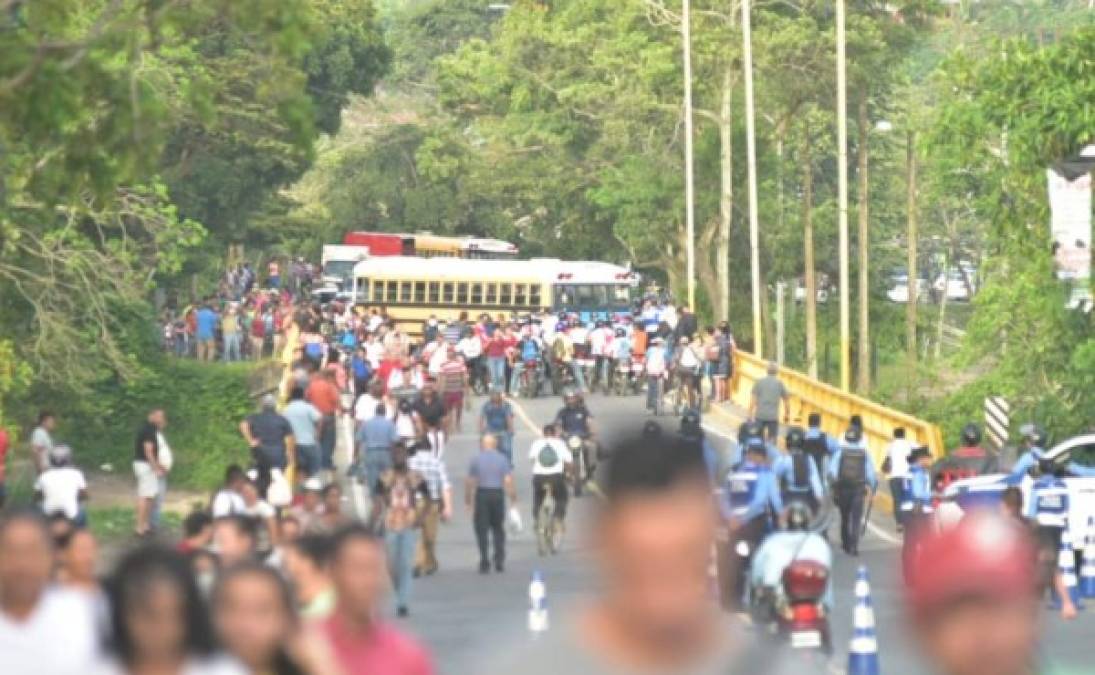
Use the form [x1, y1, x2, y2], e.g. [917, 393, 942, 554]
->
[356, 415, 398, 451]
[614, 337, 632, 360]
[828, 443, 878, 490]
[901, 465, 933, 513]
[721, 462, 783, 522]
[773, 452, 823, 500]
[520, 339, 540, 362]
[1009, 448, 1095, 483]
[804, 427, 841, 457]
[728, 441, 780, 468]
[481, 401, 513, 433]
[196, 308, 219, 340]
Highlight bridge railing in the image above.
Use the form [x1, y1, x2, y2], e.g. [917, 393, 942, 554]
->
[732, 351, 945, 466]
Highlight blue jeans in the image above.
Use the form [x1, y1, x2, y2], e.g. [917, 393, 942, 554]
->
[488, 357, 507, 391]
[150, 475, 167, 529]
[223, 332, 241, 362]
[319, 416, 336, 470]
[297, 444, 320, 477]
[570, 361, 587, 391]
[173, 334, 188, 357]
[646, 375, 662, 411]
[385, 528, 418, 610]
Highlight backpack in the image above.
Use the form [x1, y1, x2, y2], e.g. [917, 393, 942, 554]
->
[790, 451, 810, 490]
[803, 433, 829, 468]
[537, 441, 560, 469]
[837, 448, 867, 485]
[678, 346, 699, 370]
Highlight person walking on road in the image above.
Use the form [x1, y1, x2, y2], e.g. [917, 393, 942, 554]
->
[828, 426, 878, 556]
[748, 361, 790, 442]
[370, 445, 429, 618]
[882, 426, 913, 530]
[466, 435, 517, 574]
[282, 387, 322, 481]
[30, 410, 56, 474]
[306, 369, 341, 481]
[643, 336, 668, 414]
[133, 408, 172, 536]
[408, 440, 452, 578]
[239, 395, 294, 500]
[355, 406, 399, 496]
[319, 525, 434, 675]
[479, 389, 515, 465]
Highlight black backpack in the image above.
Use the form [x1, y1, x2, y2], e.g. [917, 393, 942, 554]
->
[803, 432, 829, 468]
[837, 448, 867, 485]
[790, 451, 810, 490]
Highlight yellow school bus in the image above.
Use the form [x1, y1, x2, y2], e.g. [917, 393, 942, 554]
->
[350, 256, 637, 339]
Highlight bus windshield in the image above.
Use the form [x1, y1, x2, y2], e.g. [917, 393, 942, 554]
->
[323, 260, 357, 281]
[554, 284, 631, 312]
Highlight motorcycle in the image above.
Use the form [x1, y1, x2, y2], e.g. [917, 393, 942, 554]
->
[565, 433, 594, 497]
[550, 357, 577, 395]
[519, 359, 542, 399]
[778, 560, 831, 653]
[611, 358, 632, 396]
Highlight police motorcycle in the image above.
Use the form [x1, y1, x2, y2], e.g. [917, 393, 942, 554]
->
[936, 424, 1095, 531]
[748, 502, 834, 657]
[556, 390, 598, 497]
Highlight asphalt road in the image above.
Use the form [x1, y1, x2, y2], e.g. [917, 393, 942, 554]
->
[364, 391, 1095, 675]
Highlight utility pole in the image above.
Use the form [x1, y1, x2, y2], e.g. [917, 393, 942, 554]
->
[682, 0, 696, 312]
[906, 129, 918, 365]
[775, 281, 786, 365]
[742, 0, 763, 356]
[836, 0, 851, 391]
[856, 97, 870, 393]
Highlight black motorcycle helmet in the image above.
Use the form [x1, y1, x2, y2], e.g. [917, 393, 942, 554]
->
[844, 426, 863, 445]
[738, 420, 763, 445]
[680, 410, 702, 439]
[961, 423, 982, 447]
[785, 426, 806, 452]
[786, 501, 812, 532]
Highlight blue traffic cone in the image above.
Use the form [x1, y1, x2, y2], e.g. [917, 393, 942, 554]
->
[848, 566, 881, 675]
[1051, 528, 1085, 611]
[1080, 517, 1095, 599]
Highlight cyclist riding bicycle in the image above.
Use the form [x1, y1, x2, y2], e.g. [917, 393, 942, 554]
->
[529, 424, 573, 525]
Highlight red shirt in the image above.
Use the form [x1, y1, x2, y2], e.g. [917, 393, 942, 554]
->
[485, 336, 508, 358]
[0, 427, 8, 481]
[321, 615, 433, 675]
[306, 377, 340, 416]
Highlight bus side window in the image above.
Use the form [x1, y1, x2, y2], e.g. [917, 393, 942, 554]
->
[530, 284, 542, 308]
[514, 284, 527, 306]
[457, 282, 469, 304]
[443, 282, 454, 304]
[414, 282, 426, 303]
[577, 284, 594, 308]
[471, 283, 483, 305]
[428, 282, 441, 303]
[400, 281, 412, 302]
[500, 283, 513, 306]
[386, 280, 399, 303]
[485, 283, 497, 305]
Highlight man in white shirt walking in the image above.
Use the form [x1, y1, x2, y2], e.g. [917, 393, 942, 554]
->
[883, 426, 913, 530]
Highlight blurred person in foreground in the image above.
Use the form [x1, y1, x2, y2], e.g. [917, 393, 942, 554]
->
[95, 546, 244, 675]
[907, 510, 1077, 675]
[319, 524, 433, 675]
[0, 509, 99, 674]
[483, 434, 813, 675]
[213, 562, 337, 675]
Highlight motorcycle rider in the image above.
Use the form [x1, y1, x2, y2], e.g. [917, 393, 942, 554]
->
[509, 329, 543, 397]
[933, 423, 999, 491]
[774, 426, 823, 514]
[750, 501, 833, 614]
[734, 420, 779, 465]
[901, 446, 935, 583]
[555, 390, 596, 480]
[611, 327, 632, 392]
[679, 410, 719, 485]
[828, 426, 878, 556]
[718, 438, 784, 611]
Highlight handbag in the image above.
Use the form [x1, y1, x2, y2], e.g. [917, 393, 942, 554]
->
[267, 468, 292, 507]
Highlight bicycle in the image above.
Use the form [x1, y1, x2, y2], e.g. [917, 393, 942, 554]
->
[536, 481, 564, 556]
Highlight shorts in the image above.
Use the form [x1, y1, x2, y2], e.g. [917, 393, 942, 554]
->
[443, 391, 463, 411]
[133, 461, 159, 499]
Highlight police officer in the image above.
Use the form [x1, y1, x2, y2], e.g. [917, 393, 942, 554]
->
[1009, 423, 1095, 482]
[718, 439, 783, 611]
[679, 410, 720, 486]
[803, 413, 840, 486]
[828, 426, 878, 556]
[733, 420, 778, 466]
[1027, 455, 1069, 595]
[901, 446, 934, 583]
[773, 426, 823, 514]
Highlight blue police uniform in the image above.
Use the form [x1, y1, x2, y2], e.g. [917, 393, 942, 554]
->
[828, 441, 878, 556]
[722, 461, 784, 525]
[773, 452, 823, 508]
[718, 457, 783, 611]
[900, 463, 935, 583]
[1008, 448, 1095, 483]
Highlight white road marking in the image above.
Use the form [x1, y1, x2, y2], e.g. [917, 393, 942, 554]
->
[866, 520, 902, 545]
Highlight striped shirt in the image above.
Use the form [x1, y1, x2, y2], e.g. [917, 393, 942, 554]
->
[408, 451, 451, 501]
[438, 359, 467, 394]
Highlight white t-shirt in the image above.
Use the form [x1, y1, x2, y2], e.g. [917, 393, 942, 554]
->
[457, 336, 482, 359]
[244, 499, 276, 520]
[589, 328, 608, 357]
[395, 413, 417, 440]
[0, 588, 99, 675]
[34, 467, 86, 519]
[365, 340, 385, 368]
[211, 488, 246, 517]
[156, 432, 174, 473]
[354, 393, 382, 423]
[428, 346, 449, 376]
[529, 438, 573, 476]
[885, 439, 913, 478]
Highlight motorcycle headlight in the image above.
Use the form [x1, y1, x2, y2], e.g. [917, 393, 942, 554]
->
[567, 436, 583, 450]
[735, 540, 750, 557]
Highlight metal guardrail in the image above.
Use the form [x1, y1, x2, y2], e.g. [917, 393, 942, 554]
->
[732, 351, 945, 465]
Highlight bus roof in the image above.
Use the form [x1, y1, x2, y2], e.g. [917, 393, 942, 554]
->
[352, 256, 636, 284]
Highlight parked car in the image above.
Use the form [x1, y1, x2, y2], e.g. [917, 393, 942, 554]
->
[886, 274, 930, 303]
[932, 269, 975, 302]
[793, 273, 831, 304]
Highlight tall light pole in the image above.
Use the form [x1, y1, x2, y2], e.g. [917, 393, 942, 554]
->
[836, 0, 851, 391]
[742, 0, 762, 356]
[682, 0, 697, 312]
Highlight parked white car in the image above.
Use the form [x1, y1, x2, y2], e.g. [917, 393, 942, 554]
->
[933, 270, 975, 302]
[886, 274, 930, 303]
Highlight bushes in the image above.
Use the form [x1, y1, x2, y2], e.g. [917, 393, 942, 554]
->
[65, 359, 257, 490]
